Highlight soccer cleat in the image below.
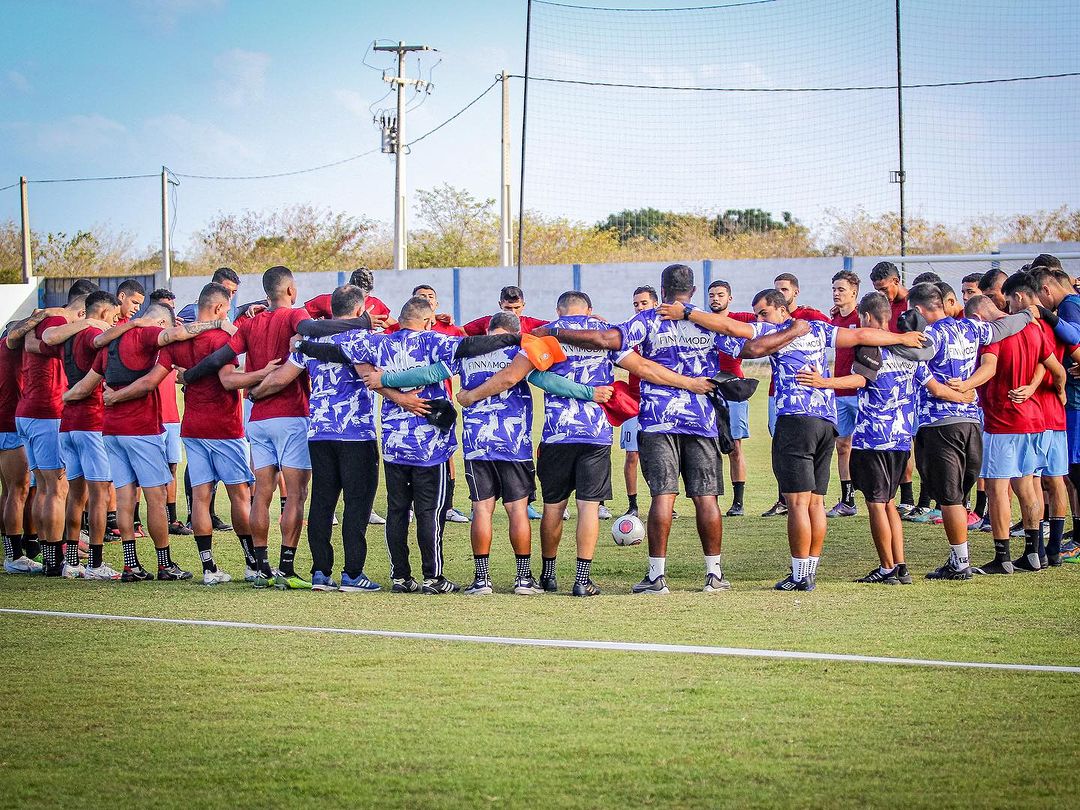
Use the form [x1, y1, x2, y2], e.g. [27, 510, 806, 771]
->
[896, 502, 915, 518]
[631, 574, 669, 595]
[133, 522, 146, 538]
[761, 501, 788, 517]
[894, 563, 913, 585]
[244, 566, 260, 583]
[61, 563, 86, 579]
[703, 572, 732, 592]
[597, 504, 612, 520]
[539, 574, 558, 593]
[464, 578, 494, 596]
[367, 510, 386, 526]
[121, 565, 153, 582]
[82, 563, 121, 581]
[311, 572, 339, 591]
[421, 576, 461, 594]
[976, 515, 993, 533]
[925, 559, 972, 580]
[274, 570, 311, 590]
[340, 572, 381, 592]
[826, 502, 857, 518]
[903, 506, 933, 523]
[1047, 553, 1062, 568]
[562, 508, 570, 521]
[965, 511, 980, 528]
[331, 513, 339, 526]
[157, 563, 193, 581]
[526, 504, 542, 520]
[1040, 553, 1049, 570]
[251, 570, 275, 589]
[725, 503, 744, 517]
[513, 576, 544, 595]
[855, 567, 899, 584]
[391, 577, 421, 593]
[773, 573, 811, 591]
[572, 579, 601, 597]
[1009, 521, 1025, 538]
[202, 569, 232, 586]
[4, 556, 44, 574]
[445, 508, 471, 524]
[211, 515, 233, 532]
[1012, 553, 1042, 573]
[671, 509, 678, 520]
[168, 521, 193, 536]
[622, 506, 639, 519]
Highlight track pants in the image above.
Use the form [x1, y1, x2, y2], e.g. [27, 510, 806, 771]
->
[384, 460, 448, 581]
[307, 439, 380, 577]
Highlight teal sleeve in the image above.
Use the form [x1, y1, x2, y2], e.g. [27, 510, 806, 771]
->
[381, 361, 453, 388]
[528, 370, 594, 401]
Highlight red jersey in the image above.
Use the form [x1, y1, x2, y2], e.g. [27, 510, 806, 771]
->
[769, 305, 828, 396]
[228, 307, 310, 422]
[831, 309, 861, 397]
[159, 330, 244, 440]
[979, 323, 1053, 435]
[158, 370, 180, 423]
[60, 327, 105, 433]
[1035, 320, 1068, 432]
[304, 293, 390, 321]
[717, 311, 756, 378]
[888, 295, 909, 333]
[0, 340, 23, 432]
[463, 314, 549, 336]
[15, 316, 66, 420]
[95, 327, 165, 436]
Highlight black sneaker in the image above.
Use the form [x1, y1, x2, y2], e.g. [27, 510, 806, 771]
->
[572, 579, 601, 597]
[974, 558, 1013, 575]
[631, 574, 669, 594]
[773, 573, 810, 591]
[1012, 553, 1042, 572]
[1047, 552, 1062, 567]
[725, 503, 744, 517]
[463, 578, 493, 596]
[761, 501, 788, 517]
[855, 567, 899, 584]
[621, 506, 639, 519]
[894, 563, 913, 585]
[1040, 553, 1049, 569]
[925, 560, 972, 580]
[391, 577, 421, 593]
[168, 520, 193, 536]
[211, 515, 233, 532]
[421, 576, 461, 594]
[121, 565, 153, 582]
[157, 563, 193, 581]
[540, 575, 558, 593]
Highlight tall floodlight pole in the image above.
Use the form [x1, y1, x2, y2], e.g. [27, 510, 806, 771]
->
[19, 177, 32, 283]
[374, 41, 433, 271]
[516, 0, 533, 287]
[500, 70, 513, 267]
[894, 0, 908, 272]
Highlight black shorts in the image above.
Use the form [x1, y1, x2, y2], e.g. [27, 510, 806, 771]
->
[772, 414, 837, 496]
[537, 442, 612, 504]
[464, 459, 535, 504]
[850, 448, 908, 503]
[914, 422, 982, 506]
[638, 431, 723, 498]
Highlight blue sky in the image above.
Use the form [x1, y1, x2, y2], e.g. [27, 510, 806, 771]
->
[2, 0, 1078, 257]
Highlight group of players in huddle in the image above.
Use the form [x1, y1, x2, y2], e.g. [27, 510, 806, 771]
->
[2, 253, 1078, 595]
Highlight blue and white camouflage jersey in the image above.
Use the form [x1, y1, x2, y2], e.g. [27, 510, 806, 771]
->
[912, 317, 993, 424]
[289, 334, 376, 442]
[851, 347, 919, 452]
[454, 345, 533, 462]
[542, 315, 620, 445]
[751, 320, 839, 423]
[615, 307, 739, 436]
[339, 328, 460, 466]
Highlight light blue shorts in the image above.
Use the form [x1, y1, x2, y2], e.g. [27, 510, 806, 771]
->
[247, 417, 311, 471]
[1036, 430, 1069, 478]
[15, 417, 62, 471]
[727, 400, 750, 441]
[184, 437, 254, 487]
[163, 422, 182, 465]
[60, 430, 111, 482]
[0, 432, 24, 451]
[619, 417, 639, 452]
[767, 395, 777, 437]
[104, 434, 171, 489]
[981, 432, 1040, 480]
[836, 396, 859, 438]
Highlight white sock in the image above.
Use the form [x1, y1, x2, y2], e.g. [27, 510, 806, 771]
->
[951, 542, 970, 568]
[879, 565, 894, 575]
[648, 556, 666, 580]
[808, 555, 820, 576]
[704, 554, 723, 578]
[791, 556, 809, 580]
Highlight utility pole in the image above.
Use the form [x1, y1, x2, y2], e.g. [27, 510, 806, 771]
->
[374, 40, 433, 271]
[499, 70, 513, 267]
[19, 177, 32, 283]
[160, 167, 174, 284]
[893, 0, 908, 275]
[517, 0, 533, 287]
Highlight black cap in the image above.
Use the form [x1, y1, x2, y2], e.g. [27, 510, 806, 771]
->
[708, 371, 759, 403]
[896, 308, 927, 333]
[424, 398, 458, 432]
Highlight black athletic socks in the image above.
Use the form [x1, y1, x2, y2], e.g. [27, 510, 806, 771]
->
[156, 545, 173, 570]
[64, 540, 79, 568]
[238, 534, 256, 568]
[195, 535, 216, 573]
[840, 480, 854, 507]
[1049, 517, 1065, 557]
[627, 493, 638, 512]
[732, 482, 745, 507]
[133, 504, 142, 526]
[974, 490, 987, 518]
[1023, 528, 1040, 556]
[515, 554, 532, 579]
[106, 511, 118, 534]
[993, 539, 1011, 562]
[542, 556, 557, 581]
[279, 496, 288, 513]
[89, 544, 103, 569]
[42, 541, 62, 574]
[167, 502, 177, 523]
[122, 540, 140, 569]
[22, 534, 40, 558]
[279, 545, 296, 576]
[252, 544, 273, 577]
[1, 534, 13, 559]
[474, 554, 490, 581]
[575, 558, 592, 586]
[899, 481, 914, 506]
[916, 485, 932, 510]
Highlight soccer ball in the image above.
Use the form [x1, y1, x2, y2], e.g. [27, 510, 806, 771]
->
[612, 514, 645, 546]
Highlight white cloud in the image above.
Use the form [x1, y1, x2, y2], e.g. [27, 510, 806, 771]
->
[143, 114, 257, 166]
[334, 89, 373, 120]
[131, 0, 225, 29]
[0, 114, 128, 155]
[214, 48, 270, 108]
[6, 70, 30, 93]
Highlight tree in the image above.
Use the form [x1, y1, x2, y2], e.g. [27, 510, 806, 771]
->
[409, 184, 498, 268]
[714, 209, 794, 237]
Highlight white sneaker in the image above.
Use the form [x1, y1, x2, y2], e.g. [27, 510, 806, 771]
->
[445, 507, 471, 524]
[62, 563, 86, 579]
[4, 556, 44, 574]
[369, 510, 386, 525]
[332, 513, 339, 526]
[244, 566, 260, 582]
[83, 563, 121, 581]
[562, 508, 570, 521]
[597, 504, 612, 520]
[80, 530, 91, 544]
[203, 569, 232, 586]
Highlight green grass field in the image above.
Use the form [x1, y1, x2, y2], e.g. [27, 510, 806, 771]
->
[2, 378, 1079, 808]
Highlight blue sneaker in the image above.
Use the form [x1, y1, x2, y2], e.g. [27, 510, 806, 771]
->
[774, 573, 813, 591]
[340, 571, 381, 593]
[527, 504, 541, 520]
[311, 572, 339, 592]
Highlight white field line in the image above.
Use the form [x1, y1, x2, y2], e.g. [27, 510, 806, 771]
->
[2, 607, 1078, 675]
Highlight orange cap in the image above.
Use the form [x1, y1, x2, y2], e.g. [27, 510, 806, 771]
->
[521, 334, 567, 371]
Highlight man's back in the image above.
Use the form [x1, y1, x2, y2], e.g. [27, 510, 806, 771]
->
[980, 323, 1050, 435]
[229, 307, 310, 421]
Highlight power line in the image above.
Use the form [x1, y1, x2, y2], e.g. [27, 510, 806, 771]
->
[405, 76, 500, 147]
[28, 173, 159, 184]
[534, 0, 775, 11]
[172, 149, 381, 181]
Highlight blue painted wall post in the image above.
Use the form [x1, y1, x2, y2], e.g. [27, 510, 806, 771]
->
[842, 256, 854, 272]
[702, 259, 713, 307]
[337, 270, 347, 287]
[572, 263, 582, 292]
[452, 267, 461, 325]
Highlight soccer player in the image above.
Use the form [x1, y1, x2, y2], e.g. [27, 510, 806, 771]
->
[148, 288, 191, 537]
[706, 280, 757, 517]
[462, 285, 550, 336]
[304, 267, 391, 326]
[961, 273, 983, 303]
[176, 267, 241, 322]
[827, 270, 862, 518]
[666, 288, 926, 590]
[869, 261, 910, 331]
[978, 268, 1008, 312]
[619, 285, 660, 518]
[115, 278, 145, 323]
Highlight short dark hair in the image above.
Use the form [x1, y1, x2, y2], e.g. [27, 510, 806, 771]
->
[869, 261, 900, 282]
[707, 280, 731, 294]
[964, 295, 993, 319]
[211, 267, 240, 286]
[633, 285, 659, 303]
[67, 279, 98, 300]
[832, 270, 860, 289]
[489, 311, 521, 333]
[150, 288, 175, 306]
[752, 289, 789, 310]
[331, 284, 366, 318]
[198, 282, 231, 311]
[143, 302, 175, 326]
[978, 268, 1006, 293]
[67, 294, 88, 312]
[84, 290, 120, 316]
[962, 272, 983, 285]
[1033, 253, 1062, 270]
[116, 279, 145, 298]
[936, 281, 956, 300]
[557, 290, 592, 312]
[349, 267, 374, 292]
[500, 285, 524, 304]
[1001, 272, 1039, 300]
[412, 284, 436, 296]
[857, 291, 891, 324]
[911, 271, 942, 286]
[262, 265, 294, 297]
[908, 282, 944, 311]
[399, 295, 434, 323]
[773, 272, 800, 289]
[660, 264, 695, 297]
[1029, 265, 1072, 289]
